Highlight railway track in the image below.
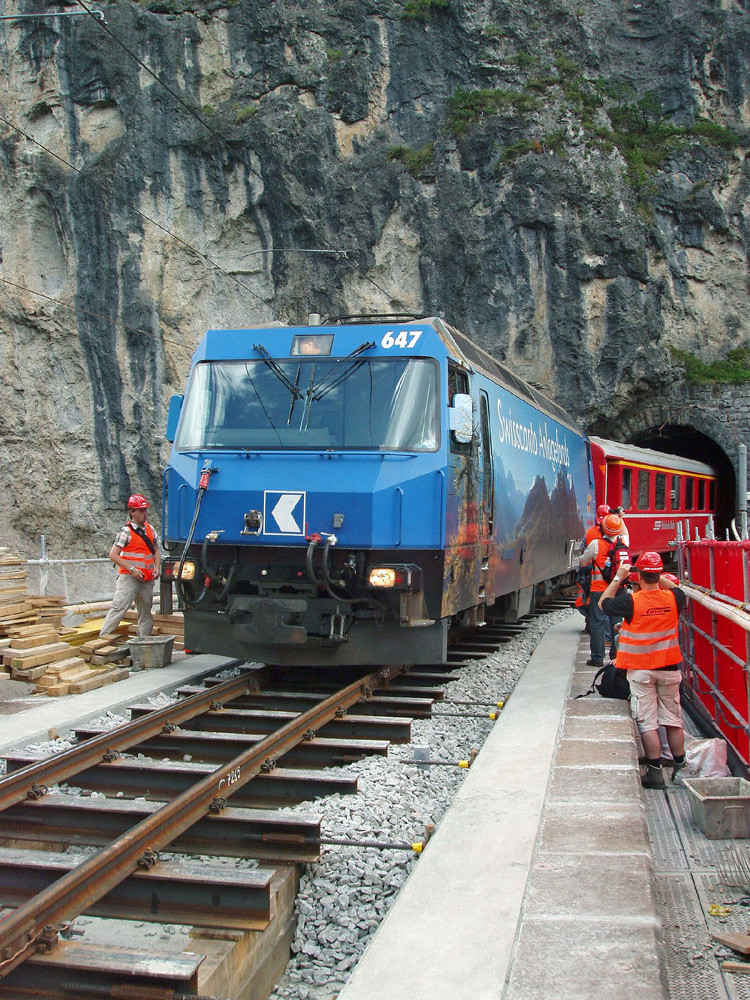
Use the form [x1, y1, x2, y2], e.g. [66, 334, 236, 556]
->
[0, 601, 573, 999]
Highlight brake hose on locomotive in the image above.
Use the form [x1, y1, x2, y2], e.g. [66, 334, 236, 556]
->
[305, 533, 384, 611]
[305, 533, 355, 604]
[176, 461, 217, 608]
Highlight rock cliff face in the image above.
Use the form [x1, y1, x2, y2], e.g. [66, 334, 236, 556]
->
[0, 0, 747, 555]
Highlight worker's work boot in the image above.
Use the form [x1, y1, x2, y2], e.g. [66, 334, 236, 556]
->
[642, 764, 666, 789]
[671, 759, 687, 785]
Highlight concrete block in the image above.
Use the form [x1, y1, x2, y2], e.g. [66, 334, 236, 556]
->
[547, 763, 643, 805]
[540, 801, 649, 855]
[523, 851, 656, 920]
[505, 917, 666, 1000]
[555, 738, 636, 768]
[561, 714, 634, 741]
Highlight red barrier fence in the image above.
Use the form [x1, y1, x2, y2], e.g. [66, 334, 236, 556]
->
[678, 540, 750, 766]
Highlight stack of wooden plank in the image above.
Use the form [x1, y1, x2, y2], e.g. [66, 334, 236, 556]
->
[78, 635, 132, 666]
[0, 553, 38, 631]
[29, 595, 67, 630]
[1, 624, 130, 695]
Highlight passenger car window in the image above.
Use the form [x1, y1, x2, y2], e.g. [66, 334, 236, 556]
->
[621, 468, 631, 510]
[637, 470, 650, 510]
[685, 478, 694, 510]
[655, 473, 666, 510]
[670, 475, 680, 511]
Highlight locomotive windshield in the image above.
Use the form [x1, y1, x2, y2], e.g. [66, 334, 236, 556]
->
[175, 357, 439, 451]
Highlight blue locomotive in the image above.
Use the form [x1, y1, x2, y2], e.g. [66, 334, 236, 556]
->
[163, 317, 594, 665]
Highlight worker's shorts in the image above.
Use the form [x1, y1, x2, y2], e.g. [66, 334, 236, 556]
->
[627, 668, 682, 732]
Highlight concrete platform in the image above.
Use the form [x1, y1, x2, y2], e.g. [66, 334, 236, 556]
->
[0, 652, 236, 754]
[338, 616, 666, 1000]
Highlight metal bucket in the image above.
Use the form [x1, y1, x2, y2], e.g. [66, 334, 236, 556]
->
[129, 635, 175, 669]
[684, 777, 750, 839]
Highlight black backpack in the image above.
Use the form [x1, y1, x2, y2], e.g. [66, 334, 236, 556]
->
[576, 662, 631, 700]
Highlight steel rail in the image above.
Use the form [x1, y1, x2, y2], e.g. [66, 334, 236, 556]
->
[0, 664, 400, 978]
[0, 665, 256, 812]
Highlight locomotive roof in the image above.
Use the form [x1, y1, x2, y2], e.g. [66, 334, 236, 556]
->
[429, 318, 584, 435]
[589, 436, 717, 477]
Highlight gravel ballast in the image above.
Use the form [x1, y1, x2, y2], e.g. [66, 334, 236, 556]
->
[269, 609, 574, 1000]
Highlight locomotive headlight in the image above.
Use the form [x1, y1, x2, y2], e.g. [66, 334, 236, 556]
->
[291, 334, 333, 356]
[163, 559, 197, 581]
[367, 564, 421, 591]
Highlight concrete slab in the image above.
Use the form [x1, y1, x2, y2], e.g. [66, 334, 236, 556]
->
[0, 653, 236, 754]
[546, 764, 643, 804]
[522, 852, 656, 918]
[560, 714, 634, 740]
[554, 737, 635, 767]
[540, 801, 649, 854]
[505, 919, 666, 1000]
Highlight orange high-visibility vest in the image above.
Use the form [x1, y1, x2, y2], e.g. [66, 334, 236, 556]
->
[118, 522, 157, 581]
[615, 589, 681, 671]
[585, 525, 602, 545]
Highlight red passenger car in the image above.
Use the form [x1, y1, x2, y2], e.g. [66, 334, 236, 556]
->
[589, 437, 719, 560]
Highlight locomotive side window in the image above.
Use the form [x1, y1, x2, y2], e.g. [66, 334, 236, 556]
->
[637, 469, 650, 510]
[670, 475, 681, 510]
[621, 467, 632, 510]
[480, 392, 494, 535]
[698, 479, 706, 509]
[449, 365, 472, 455]
[685, 478, 694, 510]
[709, 480, 716, 508]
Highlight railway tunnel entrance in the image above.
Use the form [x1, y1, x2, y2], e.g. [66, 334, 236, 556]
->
[629, 423, 737, 540]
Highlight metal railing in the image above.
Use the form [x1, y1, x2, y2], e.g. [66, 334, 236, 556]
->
[25, 536, 114, 605]
[677, 537, 750, 767]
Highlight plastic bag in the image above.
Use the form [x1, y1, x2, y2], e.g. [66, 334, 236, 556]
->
[684, 734, 731, 778]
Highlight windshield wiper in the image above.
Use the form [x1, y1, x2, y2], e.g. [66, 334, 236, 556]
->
[307, 340, 376, 403]
[254, 344, 304, 399]
[288, 364, 302, 425]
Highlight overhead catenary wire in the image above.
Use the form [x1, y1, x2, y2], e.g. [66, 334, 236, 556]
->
[0, 275, 190, 352]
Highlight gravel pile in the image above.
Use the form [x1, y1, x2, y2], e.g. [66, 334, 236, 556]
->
[269, 609, 573, 1000]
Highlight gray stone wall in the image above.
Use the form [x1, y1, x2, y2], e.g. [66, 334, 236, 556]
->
[0, 0, 748, 556]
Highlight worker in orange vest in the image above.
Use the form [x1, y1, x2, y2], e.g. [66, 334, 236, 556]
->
[579, 512, 630, 666]
[100, 494, 162, 640]
[600, 551, 687, 789]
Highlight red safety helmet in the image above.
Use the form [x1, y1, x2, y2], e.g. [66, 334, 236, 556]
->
[127, 494, 149, 510]
[661, 572, 680, 586]
[601, 513, 622, 537]
[635, 551, 664, 573]
[596, 504, 610, 521]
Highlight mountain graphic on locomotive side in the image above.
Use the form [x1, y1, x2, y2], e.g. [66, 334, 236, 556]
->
[162, 316, 597, 665]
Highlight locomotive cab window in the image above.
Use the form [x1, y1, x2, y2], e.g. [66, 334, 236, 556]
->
[174, 357, 439, 452]
[448, 364, 472, 455]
